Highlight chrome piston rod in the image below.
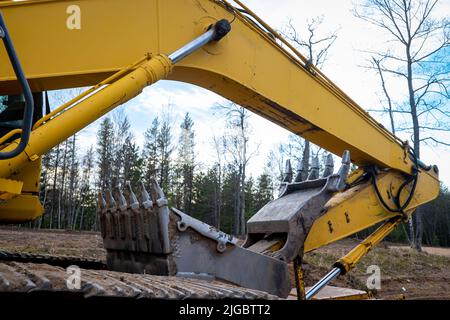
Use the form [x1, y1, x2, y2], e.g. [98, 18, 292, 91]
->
[305, 267, 341, 300]
[169, 19, 231, 64]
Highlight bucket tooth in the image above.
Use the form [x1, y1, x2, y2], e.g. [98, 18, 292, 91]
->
[106, 189, 122, 239]
[97, 191, 107, 212]
[124, 181, 140, 243]
[294, 161, 306, 182]
[99, 190, 114, 240]
[125, 181, 139, 211]
[137, 181, 153, 252]
[149, 178, 171, 253]
[140, 181, 153, 209]
[282, 159, 293, 183]
[121, 203, 134, 245]
[114, 186, 128, 240]
[307, 156, 319, 180]
[322, 153, 334, 177]
[149, 178, 168, 208]
[105, 189, 117, 212]
[334, 150, 351, 191]
[116, 187, 128, 211]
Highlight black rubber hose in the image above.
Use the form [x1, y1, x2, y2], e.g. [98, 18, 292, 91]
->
[0, 11, 34, 159]
[394, 148, 419, 211]
[370, 147, 419, 214]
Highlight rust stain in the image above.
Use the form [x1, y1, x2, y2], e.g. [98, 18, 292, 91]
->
[258, 97, 323, 135]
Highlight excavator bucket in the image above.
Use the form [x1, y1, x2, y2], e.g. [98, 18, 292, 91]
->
[98, 179, 291, 298]
[98, 152, 350, 298]
[244, 151, 349, 263]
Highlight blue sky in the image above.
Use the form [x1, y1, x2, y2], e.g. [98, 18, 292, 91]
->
[63, 0, 450, 187]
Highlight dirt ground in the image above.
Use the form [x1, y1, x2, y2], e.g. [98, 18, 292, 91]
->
[0, 226, 449, 300]
[301, 239, 450, 300]
[389, 245, 450, 257]
[0, 226, 106, 260]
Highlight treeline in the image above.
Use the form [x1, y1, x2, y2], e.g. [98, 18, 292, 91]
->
[29, 102, 450, 246]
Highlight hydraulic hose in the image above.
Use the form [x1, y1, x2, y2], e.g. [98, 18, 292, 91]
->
[370, 147, 419, 215]
[0, 11, 34, 159]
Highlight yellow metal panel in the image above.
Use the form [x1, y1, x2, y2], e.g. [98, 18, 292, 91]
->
[0, 194, 44, 222]
[0, 177, 23, 200]
[8, 157, 42, 193]
[0, 0, 414, 173]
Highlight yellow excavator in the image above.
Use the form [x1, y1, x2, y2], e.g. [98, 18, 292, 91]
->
[0, 0, 440, 300]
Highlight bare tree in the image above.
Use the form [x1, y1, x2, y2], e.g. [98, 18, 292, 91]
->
[211, 135, 225, 229]
[281, 16, 338, 69]
[267, 135, 304, 185]
[215, 102, 259, 236]
[371, 56, 397, 135]
[354, 0, 450, 251]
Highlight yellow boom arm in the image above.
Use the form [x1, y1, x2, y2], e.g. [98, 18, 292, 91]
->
[0, 0, 418, 172]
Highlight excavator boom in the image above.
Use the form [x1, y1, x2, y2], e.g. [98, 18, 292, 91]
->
[0, 0, 417, 172]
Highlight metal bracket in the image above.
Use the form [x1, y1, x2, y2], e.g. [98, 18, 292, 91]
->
[172, 207, 237, 253]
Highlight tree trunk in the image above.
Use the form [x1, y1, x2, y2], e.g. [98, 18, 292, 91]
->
[406, 46, 422, 252]
[408, 218, 415, 248]
[234, 169, 241, 235]
[240, 164, 246, 235]
[215, 164, 222, 229]
[58, 141, 69, 229]
[50, 145, 61, 229]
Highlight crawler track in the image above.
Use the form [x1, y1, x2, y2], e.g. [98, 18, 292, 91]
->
[0, 250, 107, 270]
[0, 251, 277, 300]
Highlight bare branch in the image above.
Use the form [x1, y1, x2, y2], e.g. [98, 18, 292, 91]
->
[397, 125, 450, 132]
[371, 56, 396, 133]
[420, 137, 450, 146]
[368, 108, 412, 114]
[281, 16, 339, 68]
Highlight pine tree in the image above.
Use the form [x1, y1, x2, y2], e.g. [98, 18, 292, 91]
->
[255, 173, 274, 211]
[96, 117, 115, 191]
[220, 166, 239, 234]
[38, 148, 55, 228]
[175, 113, 195, 212]
[143, 117, 160, 185]
[157, 113, 173, 192]
[244, 176, 256, 220]
[122, 136, 142, 188]
[73, 146, 95, 230]
[112, 113, 131, 188]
